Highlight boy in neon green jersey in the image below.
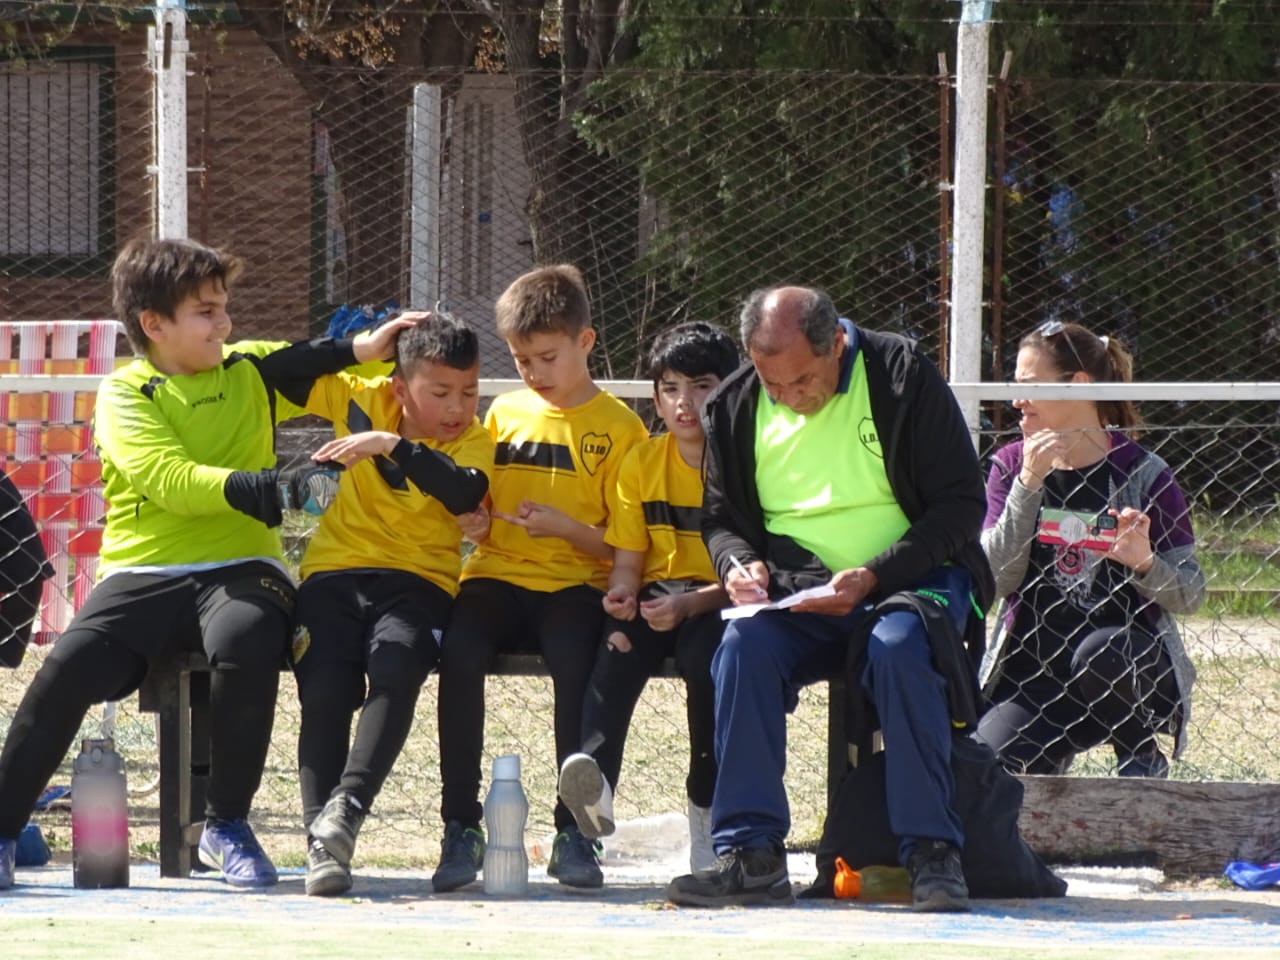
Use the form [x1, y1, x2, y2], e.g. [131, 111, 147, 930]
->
[0, 236, 405, 892]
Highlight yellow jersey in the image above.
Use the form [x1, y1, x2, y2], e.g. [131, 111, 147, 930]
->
[463, 387, 647, 592]
[300, 371, 495, 596]
[606, 432, 717, 585]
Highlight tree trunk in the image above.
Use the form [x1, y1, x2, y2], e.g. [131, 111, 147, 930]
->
[237, 6, 479, 306]
[1018, 775, 1280, 875]
[498, 4, 643, 373]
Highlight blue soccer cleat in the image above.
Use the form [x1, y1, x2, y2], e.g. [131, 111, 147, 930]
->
[198, 817, 278, 888]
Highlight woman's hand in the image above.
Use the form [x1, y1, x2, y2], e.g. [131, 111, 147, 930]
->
[1019, 429, 1069, 489]
[1107, 507, 1155, 574]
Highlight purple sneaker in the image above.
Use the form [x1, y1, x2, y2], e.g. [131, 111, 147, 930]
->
[198, 818, 278, 888]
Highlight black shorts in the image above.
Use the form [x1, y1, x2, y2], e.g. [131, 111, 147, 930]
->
[66, 561, 296, 663]
[292, 569, 452, 679]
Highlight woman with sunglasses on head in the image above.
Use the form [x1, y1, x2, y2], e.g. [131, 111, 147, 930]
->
[976, 321, 1205, 779]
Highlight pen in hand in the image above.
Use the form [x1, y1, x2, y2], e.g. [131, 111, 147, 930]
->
[728, 554, 769, 599]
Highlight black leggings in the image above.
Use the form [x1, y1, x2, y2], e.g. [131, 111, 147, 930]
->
[583, 586, 722, 808]
[294, 572, 447, 828]
[436, 578, 603, 830]
[0, 565, 291, 839]
[975, 625, 1179, 775]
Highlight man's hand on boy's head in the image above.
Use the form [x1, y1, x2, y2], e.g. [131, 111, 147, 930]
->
[456, 504, 491, 544]
[312, 431, 399, 467]
[492, 499, 573, 540]
[352, 314, 420, 363]
[603, 584, 637, 621]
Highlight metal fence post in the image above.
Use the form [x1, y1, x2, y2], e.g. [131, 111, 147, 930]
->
[150, 0, 189, 240]
[949, 0, 994, 436]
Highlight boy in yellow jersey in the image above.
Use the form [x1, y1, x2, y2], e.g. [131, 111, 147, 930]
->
[0, 236, 406, 892]
[557, 322, 741, 888]
[289, 313, 493, 897]
[432, 264, 648, 892]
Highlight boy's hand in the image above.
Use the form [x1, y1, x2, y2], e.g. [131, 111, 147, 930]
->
[352, 314, 420, 363]
[456, 504, 491, 543]
[277, 462, 345, 516]
[603, 584, 637, 621]
[224, 462, 344, 527]
[313, 431, 399, 467]
[493, 500, 573, 539]
[639, 592, 687, 631]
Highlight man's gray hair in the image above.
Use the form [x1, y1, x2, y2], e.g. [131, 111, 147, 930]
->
[738, 285, 840, 355]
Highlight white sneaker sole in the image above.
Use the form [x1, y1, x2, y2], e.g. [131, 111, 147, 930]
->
[558, 753, 615, 839]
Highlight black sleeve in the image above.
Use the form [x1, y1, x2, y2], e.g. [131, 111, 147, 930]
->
[254, 337, 360, 408]
[699, 420, 757, 587]
[0, 474, 52, 591]
[863, 356, 988, 597]
[223, 470, 284, 528]
[387, 439, 489, 515]
[0, 473, 54, 668]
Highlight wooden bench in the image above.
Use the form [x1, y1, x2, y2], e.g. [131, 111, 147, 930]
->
[137, 650, 849, 878]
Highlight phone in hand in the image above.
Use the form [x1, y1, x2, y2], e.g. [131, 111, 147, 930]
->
[1037, 507, 1119, 551]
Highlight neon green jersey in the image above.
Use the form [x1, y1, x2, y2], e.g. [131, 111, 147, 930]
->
[93, 341, 304, 575]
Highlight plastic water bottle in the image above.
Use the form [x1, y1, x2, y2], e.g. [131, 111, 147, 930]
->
[483, 754, 529, 896]
[833, 857, 911, 902]
[71, 737, 129, 889]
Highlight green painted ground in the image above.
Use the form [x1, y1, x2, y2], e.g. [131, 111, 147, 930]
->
[7, 919, 1280, 960]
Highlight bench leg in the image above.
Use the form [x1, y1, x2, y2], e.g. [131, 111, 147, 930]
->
[156, 669, 193, 878]
[186, 671, 211, 867]
[827, 677, 848, 805]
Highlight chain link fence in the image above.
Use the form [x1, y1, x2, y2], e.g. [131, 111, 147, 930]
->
[1, 8, 1278, 868]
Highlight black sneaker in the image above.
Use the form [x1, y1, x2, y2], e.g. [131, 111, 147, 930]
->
[546, 825, 603, 889]
[907, 839, 970, 913]
[1116, 745, 1170, 779]
[431, 821, 485, 892]
[665, 845, 794, 907]
[305, 836, 353, 897]
[310, 791, 367, 866]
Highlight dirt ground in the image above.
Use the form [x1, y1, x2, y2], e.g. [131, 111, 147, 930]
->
[4, 857, 1279, 958]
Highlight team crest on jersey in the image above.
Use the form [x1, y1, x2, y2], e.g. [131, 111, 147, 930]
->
[580, 432, 613, 475]
[858, 417, 882, 459]
[291, 624, 311, 663]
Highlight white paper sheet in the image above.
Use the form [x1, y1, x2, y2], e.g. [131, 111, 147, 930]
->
[719, 582, 838, 620]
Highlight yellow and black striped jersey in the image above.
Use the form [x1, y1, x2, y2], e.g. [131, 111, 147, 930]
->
[463, 387, 647, 592]
[605, 432, 717, 585]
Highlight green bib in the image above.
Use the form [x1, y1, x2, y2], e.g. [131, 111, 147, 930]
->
[754, 351, 910, 572]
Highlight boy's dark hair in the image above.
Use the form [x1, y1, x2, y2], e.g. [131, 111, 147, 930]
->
[494, 264, 591, 340]
[394, 311, 479, 376]
[646, 321, 741, 387]
[111, 236, 243, 354]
